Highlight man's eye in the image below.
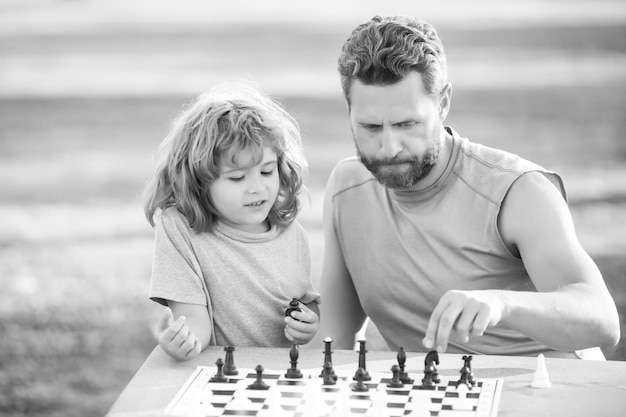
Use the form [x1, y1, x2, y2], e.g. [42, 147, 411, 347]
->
[398, 121, 417, 128]
[363, 124, 380, 131]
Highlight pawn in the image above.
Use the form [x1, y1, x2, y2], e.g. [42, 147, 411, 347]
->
[386, 364, 404, 388]
[248, 364, 270, 390]
[285, 343, 303, 379]
[209, 357, 228, 383]
[530, 353, 552, 388]
[351, 367, 369, 392]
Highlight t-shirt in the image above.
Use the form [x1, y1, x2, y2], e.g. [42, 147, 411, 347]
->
[149, 207, 320, 347]
[328, 127, 577, 358]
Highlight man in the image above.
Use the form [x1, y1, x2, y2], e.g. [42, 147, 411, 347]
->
[318, 15, 619, 357]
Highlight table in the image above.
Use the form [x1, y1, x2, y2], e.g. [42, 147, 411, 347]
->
[107, 345, 626, 417]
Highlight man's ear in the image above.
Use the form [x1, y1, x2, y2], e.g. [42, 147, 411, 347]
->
[438, 83, 452, 121]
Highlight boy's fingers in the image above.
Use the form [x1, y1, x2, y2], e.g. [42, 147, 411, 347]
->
[156, 309, 173, 333]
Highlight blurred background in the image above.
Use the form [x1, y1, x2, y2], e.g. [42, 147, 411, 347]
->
[1, 0, 625, 416]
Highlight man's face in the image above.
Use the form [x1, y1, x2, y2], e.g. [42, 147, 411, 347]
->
[349, 72, 448, 190]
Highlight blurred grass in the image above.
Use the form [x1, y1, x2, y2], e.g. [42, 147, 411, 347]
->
[1, 6, 626, 417]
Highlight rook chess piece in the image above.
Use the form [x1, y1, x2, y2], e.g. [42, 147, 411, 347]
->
[223, 346, 238, 376]
[353, 339, 372, 381]
[208, 357, 228, 383]
[285, 343, 303, 379]
[248, 364, 270, 390]
[457, 355, 476, 388]
[387, 364, 404, 388]
[397, 346, 414, 384]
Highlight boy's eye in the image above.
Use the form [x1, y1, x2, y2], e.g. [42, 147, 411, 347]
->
[261, 169, 275, 176]
[228, 176, 244, 182]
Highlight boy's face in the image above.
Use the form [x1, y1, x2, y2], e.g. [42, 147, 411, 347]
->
[348, 71, 449, 190]
[208, 146, 279, 233]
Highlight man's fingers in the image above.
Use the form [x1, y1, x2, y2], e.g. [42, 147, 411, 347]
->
[423, 297, 449, 350]
[454, 302, 480, 343]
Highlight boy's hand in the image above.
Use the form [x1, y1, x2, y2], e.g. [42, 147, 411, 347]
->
[156, 310, 202, 361]
[284, 302, 319, 344]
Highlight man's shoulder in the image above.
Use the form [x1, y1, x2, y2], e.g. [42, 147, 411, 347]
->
[328, 156, 378, 197]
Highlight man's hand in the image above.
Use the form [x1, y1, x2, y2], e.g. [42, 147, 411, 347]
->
[284, 302, 319, 345]
[423, 290, 506, 352]
[156, 309, 202, 361]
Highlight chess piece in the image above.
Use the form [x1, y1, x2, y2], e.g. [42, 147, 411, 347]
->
[457, 355, 476, 388]
[530, 353, 552, 388]
[208, 357, 228, 382]
[386, 364, 404, 388]
[351, 367, 370, 392]
[397, 346, 414, 384]
[248, 364, 270, 390]
[353, 339, 372, 381]
[285, 298, 302, 321]
[319, 337, 337, 381]
[285, 343, 303, 379]
[223, 346, 238, 376]
[322, 360, 337, 385]
[420, 350, 439, 388]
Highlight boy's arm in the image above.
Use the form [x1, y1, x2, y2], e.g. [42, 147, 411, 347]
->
[168, 301, 213, 350]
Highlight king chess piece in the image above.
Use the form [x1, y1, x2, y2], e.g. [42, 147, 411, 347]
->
[353, 339, 372, 381]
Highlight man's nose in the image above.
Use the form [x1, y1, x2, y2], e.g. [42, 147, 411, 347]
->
[380, 127, 402, 158]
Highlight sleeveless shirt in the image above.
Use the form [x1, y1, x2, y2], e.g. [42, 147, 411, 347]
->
[328, 127, 576, 357]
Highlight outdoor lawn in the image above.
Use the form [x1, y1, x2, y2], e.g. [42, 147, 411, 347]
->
[1, 1, 624, 416]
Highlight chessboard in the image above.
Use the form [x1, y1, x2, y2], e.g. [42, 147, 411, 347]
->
[165, 365, 502, 417]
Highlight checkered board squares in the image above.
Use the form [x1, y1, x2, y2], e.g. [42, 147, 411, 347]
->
[165, 367, 503, 417]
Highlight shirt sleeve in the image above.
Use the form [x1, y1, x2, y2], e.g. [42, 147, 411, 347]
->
[148, 208, 207, 307]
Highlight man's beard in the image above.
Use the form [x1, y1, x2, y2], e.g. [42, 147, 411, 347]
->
[358, 141, 441, 190]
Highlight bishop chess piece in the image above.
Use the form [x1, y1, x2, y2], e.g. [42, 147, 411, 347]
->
[353, 339, 372, 381]
[397, 346, 414, 384]
[208, 357, 228, 383]
[223, 346, 238, 376]
[285, 343, 303, 379]
[248, 364, 270, 390]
